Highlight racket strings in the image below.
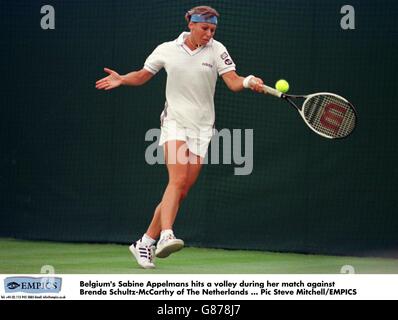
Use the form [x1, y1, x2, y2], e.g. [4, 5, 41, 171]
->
[303, 95, 356, 138]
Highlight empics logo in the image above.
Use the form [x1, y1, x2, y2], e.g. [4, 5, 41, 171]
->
[4, 277, 62, 294]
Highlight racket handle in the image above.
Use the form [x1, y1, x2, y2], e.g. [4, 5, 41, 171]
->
[261, 85, 283, 98]
[248, 78, 283, 98]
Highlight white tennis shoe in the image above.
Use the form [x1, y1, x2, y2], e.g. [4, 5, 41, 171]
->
[155, 234, 184, 258]
[129, 240, 155, 269]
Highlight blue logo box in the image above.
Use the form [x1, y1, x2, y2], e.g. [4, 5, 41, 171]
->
[4, 277, 62, 293]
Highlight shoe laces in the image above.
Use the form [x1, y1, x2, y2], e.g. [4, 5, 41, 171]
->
[159, 233, 176, 244]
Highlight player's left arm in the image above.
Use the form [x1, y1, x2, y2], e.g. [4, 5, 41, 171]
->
[221, 71, 264, 93]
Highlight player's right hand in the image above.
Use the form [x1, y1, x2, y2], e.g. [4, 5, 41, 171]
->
[95, 68, 123, 90]
[249, 76, 264, 93]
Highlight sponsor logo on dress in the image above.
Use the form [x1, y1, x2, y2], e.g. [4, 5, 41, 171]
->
[220, 52, 229, 60]
[224, 59, 233, 65]
[202, 62, 213, 68]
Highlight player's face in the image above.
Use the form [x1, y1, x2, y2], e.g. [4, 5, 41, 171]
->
[189, 22, 217, 45]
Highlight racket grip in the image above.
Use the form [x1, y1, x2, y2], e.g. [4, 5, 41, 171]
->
[261, 85, 283, 98]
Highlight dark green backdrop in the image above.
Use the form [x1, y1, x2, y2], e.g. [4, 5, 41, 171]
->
[1, 0, 397, 256]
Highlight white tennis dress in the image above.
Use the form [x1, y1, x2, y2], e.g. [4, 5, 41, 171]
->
[143, 32, 236, 157]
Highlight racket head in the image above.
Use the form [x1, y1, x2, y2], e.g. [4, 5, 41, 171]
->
[299, 93, 357, 139]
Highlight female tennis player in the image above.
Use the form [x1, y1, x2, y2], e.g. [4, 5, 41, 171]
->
[96, 5, 264, 269]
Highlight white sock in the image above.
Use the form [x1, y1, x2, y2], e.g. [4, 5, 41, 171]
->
[140, 233, 156, 246]
[160, 229, 174, 240]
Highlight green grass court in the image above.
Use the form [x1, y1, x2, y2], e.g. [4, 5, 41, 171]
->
[1, 238, 397, 274]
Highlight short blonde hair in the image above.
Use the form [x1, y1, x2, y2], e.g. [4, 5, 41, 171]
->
[185, 6, 220, 24]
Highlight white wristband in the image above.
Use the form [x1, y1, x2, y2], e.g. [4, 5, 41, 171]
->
[243, 75, 254, 89]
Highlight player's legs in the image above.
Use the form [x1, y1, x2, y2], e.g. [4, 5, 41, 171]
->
[130, 140, 186, 268]
[131, 140, 205, 266]
[145, 144, 203, 239]
[153, 140, 189, 258]
[153, 141, 205, 258]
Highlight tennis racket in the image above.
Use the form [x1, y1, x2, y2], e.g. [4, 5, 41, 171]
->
[260, 84, 357, 139]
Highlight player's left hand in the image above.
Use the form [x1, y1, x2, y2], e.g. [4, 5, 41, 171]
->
[250, 77, 264, 93]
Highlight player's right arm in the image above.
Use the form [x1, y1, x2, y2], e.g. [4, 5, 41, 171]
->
[95, 67, 154, 90]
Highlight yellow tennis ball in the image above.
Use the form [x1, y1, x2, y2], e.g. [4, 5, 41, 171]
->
[275, 79, 289, 93]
